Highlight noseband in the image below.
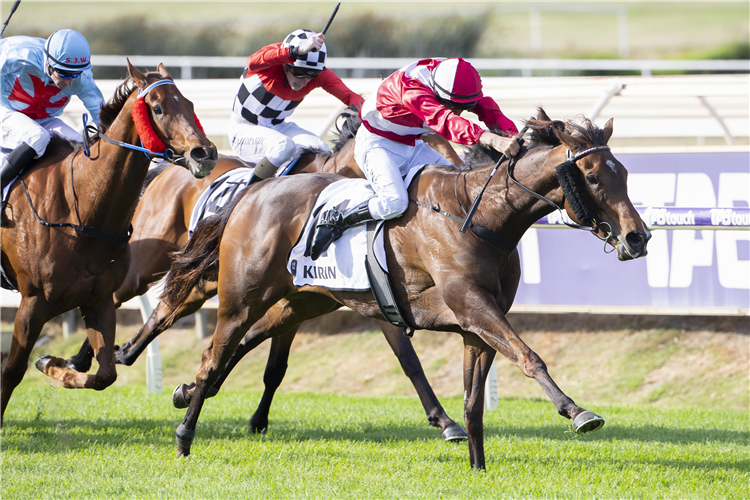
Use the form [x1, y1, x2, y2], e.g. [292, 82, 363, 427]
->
[507, 144, 615, 250]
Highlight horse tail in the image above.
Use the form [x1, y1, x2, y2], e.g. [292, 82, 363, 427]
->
[330, 105, 362, 154]
[160, 187, 247, 323]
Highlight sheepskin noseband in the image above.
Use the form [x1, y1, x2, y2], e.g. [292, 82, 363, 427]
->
[131, 79, 206, 154]
[555, 145, 611, 226]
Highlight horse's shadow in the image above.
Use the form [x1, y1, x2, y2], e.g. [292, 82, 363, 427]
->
[3, 416, 747, 456]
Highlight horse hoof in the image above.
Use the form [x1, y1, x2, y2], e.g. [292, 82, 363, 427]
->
[175, 423, 196, 449]
[176, 445, 190, 458]
[34, 355, 53, 372]
[441, 423, 468, 442]
[572, 411, 605, 434]
[172, 384, 190, 409]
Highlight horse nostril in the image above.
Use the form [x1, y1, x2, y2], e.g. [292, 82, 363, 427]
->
[626, 231, 645, 252]
[190, 147, 210, 161]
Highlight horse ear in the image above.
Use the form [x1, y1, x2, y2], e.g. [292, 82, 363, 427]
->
[602, 118, 614, 144]
[157, 63, 173, 80]
[127, 59, 148, 89]
[552, 127, 587, 152]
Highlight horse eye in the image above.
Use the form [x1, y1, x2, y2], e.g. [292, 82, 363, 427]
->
[152, 104, 163, 116]
[586, 174, 598, 184]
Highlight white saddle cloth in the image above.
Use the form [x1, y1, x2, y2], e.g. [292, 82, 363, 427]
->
[188, 167, 254, 237]
[286, 164, 426, 291]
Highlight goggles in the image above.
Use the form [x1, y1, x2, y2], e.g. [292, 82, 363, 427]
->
[437, 96, 478, 112]
[55, 69, 82, 80]
[287, 65, 322, 79]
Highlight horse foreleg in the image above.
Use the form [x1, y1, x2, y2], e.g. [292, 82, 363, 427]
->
[461, 333, 496, 470]
[1, 295, 50, 423]
[65, 337, 95, 373]
[378, 320, 466, 441]
[116, 282, 217, 366]
[37, 299, 118, 390]
[446, 288, 603, 432]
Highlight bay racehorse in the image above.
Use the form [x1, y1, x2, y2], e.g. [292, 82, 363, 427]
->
[0, 61, 217, 422]
[63, 112, 467, 439]
[159, 109, 650, 469]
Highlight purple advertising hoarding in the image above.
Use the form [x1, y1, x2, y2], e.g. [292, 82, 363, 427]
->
[514, 151, 750, 312]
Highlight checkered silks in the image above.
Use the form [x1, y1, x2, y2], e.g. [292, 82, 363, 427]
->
[232, 74, 302, 126]
[282, 28, 327, 71]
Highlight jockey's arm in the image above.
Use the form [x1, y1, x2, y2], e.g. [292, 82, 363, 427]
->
[479, 130, 520, 159]
[472, 96, 518, 137]
[317, 70, 363, 108]
[246, 43, 294, 72]
[77, 72, 105, 125]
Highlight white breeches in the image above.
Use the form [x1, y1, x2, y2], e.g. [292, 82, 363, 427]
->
[227, 114, 330, 167]
[0, 109, 82, 160]
[354, 125, 452, 220]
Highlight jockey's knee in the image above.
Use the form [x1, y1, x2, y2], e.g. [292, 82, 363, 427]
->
[26, 129, 52, 158]
[371, 195, 408, 220]
[267, 136, 296, 167]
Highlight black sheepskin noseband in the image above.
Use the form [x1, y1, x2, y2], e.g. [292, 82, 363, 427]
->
[555, 146, 610, 226]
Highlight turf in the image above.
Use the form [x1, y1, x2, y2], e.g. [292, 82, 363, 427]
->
[2, 386, 747, 499]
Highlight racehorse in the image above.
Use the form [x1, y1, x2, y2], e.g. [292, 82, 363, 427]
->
[63, 112, 467, 440]
[0, 61, 217, 422]
[159, 108, 650, 469]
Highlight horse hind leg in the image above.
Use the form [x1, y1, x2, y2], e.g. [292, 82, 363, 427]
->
[460, 333, 496, 470]
[378, 321, 467, 441]
[117, 282, 216, 366]
[36, 299, 118, 390]
[2, 296, 50, 423]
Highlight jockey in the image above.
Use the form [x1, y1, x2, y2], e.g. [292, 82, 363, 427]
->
[228, 28, 363, 183]
[0, 29, 104, 192]
[309, 57, 520, 259]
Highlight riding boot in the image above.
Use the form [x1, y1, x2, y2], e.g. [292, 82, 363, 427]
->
[309, 201, 374, 260]
[247, 156, 280, 186]
[1, 143, 38, 227]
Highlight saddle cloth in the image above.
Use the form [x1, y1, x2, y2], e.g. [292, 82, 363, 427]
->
[188, 167, 254, 237]
[286, 164, 426, 291]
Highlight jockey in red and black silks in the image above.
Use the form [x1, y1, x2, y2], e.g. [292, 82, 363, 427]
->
[1, 29, 104, 193]
[308, 57, 521, 260]
[228, 28, 363, 183]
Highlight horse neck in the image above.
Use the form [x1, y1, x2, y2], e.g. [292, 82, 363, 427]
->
[471, 145, 566, 245]
[74, 93, 151, 232]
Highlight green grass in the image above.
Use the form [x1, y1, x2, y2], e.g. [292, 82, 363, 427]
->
[2, 386, 748, 499]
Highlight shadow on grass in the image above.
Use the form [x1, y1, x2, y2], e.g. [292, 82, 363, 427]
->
[3, 414, 747, 456]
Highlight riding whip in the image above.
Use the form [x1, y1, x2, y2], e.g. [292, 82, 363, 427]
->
[312, 0, 341, 51]
[1, 0, 22, 37]
[459, 122, 530, 233]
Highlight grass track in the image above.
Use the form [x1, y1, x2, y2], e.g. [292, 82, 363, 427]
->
[2, 386, 748, 499]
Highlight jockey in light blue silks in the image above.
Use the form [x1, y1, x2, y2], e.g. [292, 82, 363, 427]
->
[0, 29, 104, 192]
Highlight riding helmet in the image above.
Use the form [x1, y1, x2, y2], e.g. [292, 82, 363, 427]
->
[430, 58, 483, 105]
[281, 29, 326, 72]
[44, 29, 93, 72]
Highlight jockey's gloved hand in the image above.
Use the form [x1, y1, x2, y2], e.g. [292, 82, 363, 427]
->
[298, 33, 325, 55]
[479, 131, 521, 158]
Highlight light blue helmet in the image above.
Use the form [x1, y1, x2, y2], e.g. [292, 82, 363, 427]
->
[44, 29, 93, 72]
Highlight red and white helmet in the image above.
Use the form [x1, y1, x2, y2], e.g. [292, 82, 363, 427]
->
[430, 58, 483, 109]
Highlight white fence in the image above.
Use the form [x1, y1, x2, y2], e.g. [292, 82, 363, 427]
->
[59, 74, 750, 145]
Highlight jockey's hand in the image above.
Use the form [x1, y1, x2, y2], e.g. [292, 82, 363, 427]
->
[298, 33, 326, 55]
[479, 131, 521, 158]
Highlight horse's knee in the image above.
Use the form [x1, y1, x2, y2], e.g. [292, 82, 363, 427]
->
[520, 350, 547, 378]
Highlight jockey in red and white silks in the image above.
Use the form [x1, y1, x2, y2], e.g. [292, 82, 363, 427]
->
[308, 57, 520, 260]
[1, 29, 104, 192]
[228, 29, 363, 182]
[357, 57, 519, 221]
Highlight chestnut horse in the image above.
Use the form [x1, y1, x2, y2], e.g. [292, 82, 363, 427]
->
[160, 109, 650, 469]
[0, 61, 217, 422]
[64, 113, 467, 440]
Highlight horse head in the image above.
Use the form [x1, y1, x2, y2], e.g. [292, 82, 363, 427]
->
[127, 60, 217, 178]
[550, 117, 651, 261]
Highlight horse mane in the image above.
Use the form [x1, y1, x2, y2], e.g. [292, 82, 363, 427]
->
[463, 107, 606, 168]
[331, 107, 362, 154]
[98, 78, 137, 133]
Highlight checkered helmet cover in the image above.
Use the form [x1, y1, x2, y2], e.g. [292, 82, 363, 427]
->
[282, 29, 327, 71]
[430, 57, 483, 104]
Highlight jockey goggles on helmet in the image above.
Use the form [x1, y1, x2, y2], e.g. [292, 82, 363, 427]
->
[287, 65, 322, 79]
[44, 29, 93, 72]
[55, 69, 82, 80]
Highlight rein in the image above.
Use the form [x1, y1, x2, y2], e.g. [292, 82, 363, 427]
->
[20, 151, 132, 245]
[18, 78, 186, 245]
[506, 144, 615, 250]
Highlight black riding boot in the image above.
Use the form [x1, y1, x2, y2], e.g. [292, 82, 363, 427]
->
[309, 201, 374, 260]
[1, 143, 37, 226]
[247, 156, 280, 186]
